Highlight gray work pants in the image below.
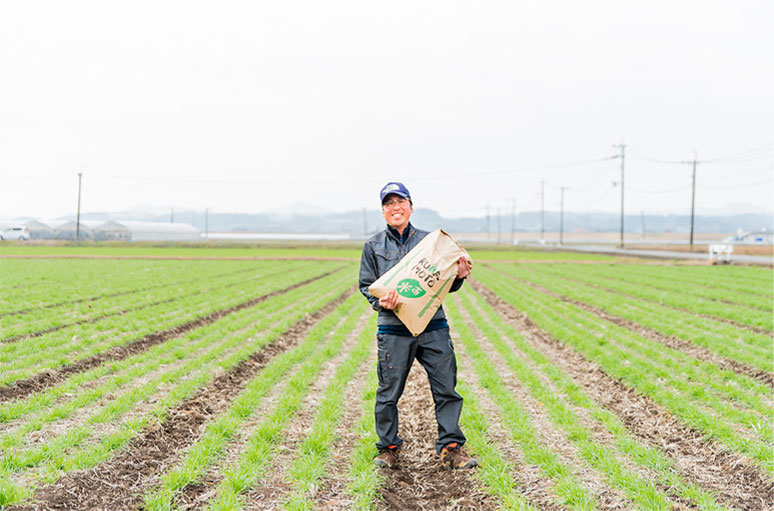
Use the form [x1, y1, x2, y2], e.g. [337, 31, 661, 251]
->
[375, 328, 466, 453]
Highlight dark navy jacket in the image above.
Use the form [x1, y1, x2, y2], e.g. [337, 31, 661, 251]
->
[358, 223, 464, 329]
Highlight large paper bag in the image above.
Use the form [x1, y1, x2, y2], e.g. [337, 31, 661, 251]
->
[368, 229, 471, 336]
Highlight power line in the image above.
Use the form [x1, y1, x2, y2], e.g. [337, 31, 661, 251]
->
[573, 184, 615, 209]
[699, 177, 774, 190]
[628, 184, 692, 194]
[702, 143, 773, 164]
[630, 143, 773, 166]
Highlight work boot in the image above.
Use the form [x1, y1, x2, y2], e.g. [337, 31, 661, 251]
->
[374, 446, 400, 469]
[440, 442, 478, 470]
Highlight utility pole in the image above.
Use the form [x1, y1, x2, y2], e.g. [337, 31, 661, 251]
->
[486, 204, 490, 242]
[75, 171, 83, 246]
[640, 211, 646, 241]
[613, 142, 626, 248]
[497, 207, 501, 244]
[510, 198, 516, 245]
[204, 207, 209, 238]
[688, 151, 698, 249]
[540, 180, 545, 242]
[559, 186, 565, 245]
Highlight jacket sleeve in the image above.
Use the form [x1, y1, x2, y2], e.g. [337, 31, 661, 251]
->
[358, 242, 381, 311]
[449, 277, 465, 293]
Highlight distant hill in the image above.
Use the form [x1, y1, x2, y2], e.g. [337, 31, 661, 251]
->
[56, 207, 773, 237]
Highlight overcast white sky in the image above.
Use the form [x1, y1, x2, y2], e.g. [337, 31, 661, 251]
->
[1, 0, 772, 220]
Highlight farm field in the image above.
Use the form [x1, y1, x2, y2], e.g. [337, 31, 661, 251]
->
[0, 247, 772, 510]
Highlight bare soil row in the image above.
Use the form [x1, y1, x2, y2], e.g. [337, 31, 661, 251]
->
[470, 279, 774, 509]
[11, 289, 353, 511]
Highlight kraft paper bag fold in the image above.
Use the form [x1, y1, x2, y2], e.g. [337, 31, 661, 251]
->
[368, 229, 471, 336]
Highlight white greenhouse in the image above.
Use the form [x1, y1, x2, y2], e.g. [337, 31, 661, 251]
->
[93, 221, 201, 242]
[26, 220, 55, 239]
[53, 221, 95, 241]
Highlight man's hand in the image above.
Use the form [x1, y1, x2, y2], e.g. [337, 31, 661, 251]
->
[457, 257, 472, 279]
[379, 289, 400, 310]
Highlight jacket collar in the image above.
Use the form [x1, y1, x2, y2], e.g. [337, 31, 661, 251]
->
[386, 223, 413, 245]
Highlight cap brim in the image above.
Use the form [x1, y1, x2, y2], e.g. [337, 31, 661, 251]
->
[381, 191, 410, 202]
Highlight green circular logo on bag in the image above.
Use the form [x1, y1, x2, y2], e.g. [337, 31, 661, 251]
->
[396, 278, 426, 298]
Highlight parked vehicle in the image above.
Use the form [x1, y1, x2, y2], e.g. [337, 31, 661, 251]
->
[0, 226, 30, 240]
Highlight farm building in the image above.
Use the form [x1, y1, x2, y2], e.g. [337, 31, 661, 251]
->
[3, 219, 201, 242]
[92, 221, 132, 241]
[93, 221, 201, 242]
[53, 221, 94, 240]
[25, 220, 56, 239]
[726, 228, 773, 244]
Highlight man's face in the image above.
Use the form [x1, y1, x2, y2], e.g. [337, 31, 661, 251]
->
[382, 194, 413, 232]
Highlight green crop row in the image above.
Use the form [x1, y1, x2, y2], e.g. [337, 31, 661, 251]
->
[228, 312, 376, 511]
[0, 245, 363, 259]
[448, 298, 598, 510]
[524, 263, 773, 331]
[0, 261, 300, 339]
[475, 266, 773, 472]
[599, 263, 771, 295]
[0, 271, 341, 426]
[453, 375, 539, 511]
[0, 272, 334, 452]
[590, 264, 773, 307]
[0, 259, 261, 313]
[0, 262, 351, 387]
[492, 263, 772, 373]
[449, 290, 732, 510]
[344, 364, 382, 510]
[489, 268, 773, 427]
[0, 273, 354, 506]
[142, 293, 366, 510]
[550, 263, 772, 312]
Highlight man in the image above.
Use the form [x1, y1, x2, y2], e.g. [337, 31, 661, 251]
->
[358, 181, 477, 471]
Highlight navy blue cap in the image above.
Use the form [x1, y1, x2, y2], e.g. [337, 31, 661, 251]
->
[380, 182, 411, 203]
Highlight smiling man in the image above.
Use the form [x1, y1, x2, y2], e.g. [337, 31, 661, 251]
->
[358, 181, 477, 471]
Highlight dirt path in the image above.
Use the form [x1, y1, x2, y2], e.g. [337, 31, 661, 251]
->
[0, 268, 345, 403]
[12, 289, 352, 511]
[375, 362, 497, 510]
[471, 280, 774, 510]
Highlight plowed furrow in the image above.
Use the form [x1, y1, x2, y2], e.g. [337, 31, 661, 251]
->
[453, 299, 636, 509]
[472, 280, 774, 510]
[311, 342, 377, 510]
[19, 288, 353, 511]
[450, 331, 570, 510]
[237, 311, 371, 510]
[376, 363, 497, 511]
